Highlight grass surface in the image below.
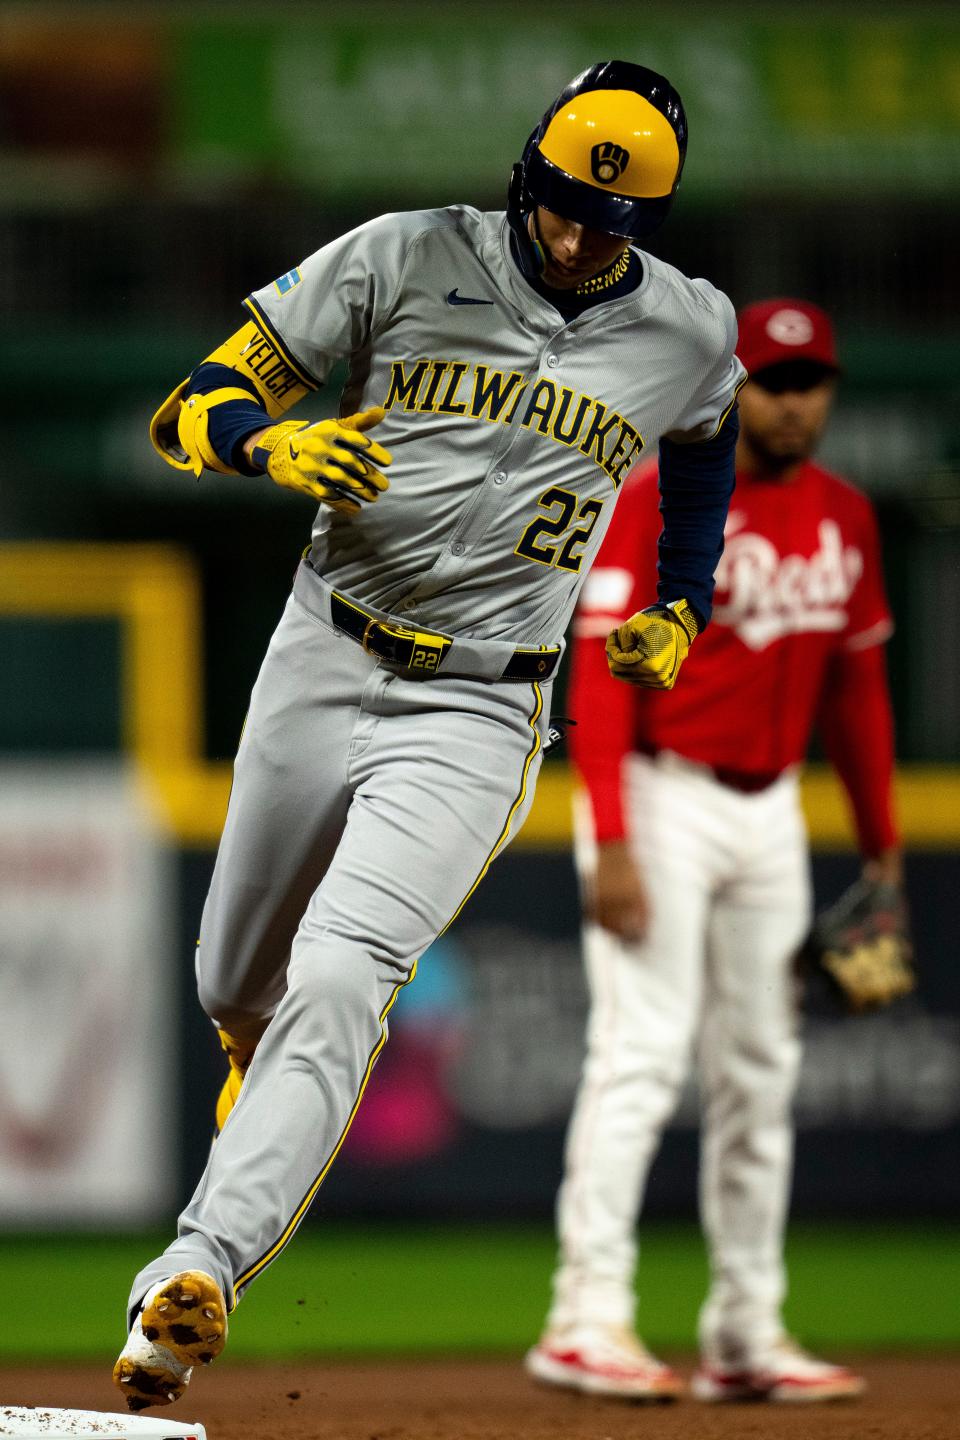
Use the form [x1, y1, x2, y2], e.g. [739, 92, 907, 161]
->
[1, 1222, 957, 1361]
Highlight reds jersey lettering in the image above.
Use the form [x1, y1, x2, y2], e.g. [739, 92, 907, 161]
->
[573, 457, 892, 780]
[713, 515, 865, 650]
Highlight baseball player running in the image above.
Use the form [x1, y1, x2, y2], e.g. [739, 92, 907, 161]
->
[111, 60, 746, 1410]
[526, 298, 902, 1403]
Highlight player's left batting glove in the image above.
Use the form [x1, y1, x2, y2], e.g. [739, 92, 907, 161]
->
[253, 406, 393, 515]
[605, 599, 700, 690]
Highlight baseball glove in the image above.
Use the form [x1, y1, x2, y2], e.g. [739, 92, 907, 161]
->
[806, 875, 916, 1012]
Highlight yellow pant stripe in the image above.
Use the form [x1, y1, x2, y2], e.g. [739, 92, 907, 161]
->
[439, 681, 543, 936]
[230, 957, 418, 1308]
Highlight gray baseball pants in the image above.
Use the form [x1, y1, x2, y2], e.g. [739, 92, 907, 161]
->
[127, 562, 551, 1320]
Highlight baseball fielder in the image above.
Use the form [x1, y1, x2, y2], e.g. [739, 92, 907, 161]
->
[111, 61, 745, 1410]
[527, 298, 900, 1402]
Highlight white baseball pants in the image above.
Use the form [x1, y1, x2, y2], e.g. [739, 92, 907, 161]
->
[548, 751, 810, 1358]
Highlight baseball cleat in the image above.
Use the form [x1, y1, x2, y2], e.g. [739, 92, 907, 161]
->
[525, 1325, 682, 1400]
[691, 1337, 866, 1403]
[112, 1271, 227, 1411]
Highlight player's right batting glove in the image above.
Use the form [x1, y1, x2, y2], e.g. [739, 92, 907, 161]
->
[605, 599, 700, 690]
[253, 406, 393, 515]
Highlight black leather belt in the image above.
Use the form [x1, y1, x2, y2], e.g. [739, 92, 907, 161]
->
[636, 740, 781, 794]
[709, 764, 782, 794]
[329, 592, 560, 681]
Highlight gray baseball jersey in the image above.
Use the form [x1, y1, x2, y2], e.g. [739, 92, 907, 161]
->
[124, 206, 743, 1331]
[245, 206, 744, 642]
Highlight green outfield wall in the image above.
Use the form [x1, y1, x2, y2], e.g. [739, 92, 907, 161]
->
[169, 4, 960, 198]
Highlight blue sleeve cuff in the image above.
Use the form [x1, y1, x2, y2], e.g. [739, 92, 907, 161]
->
[184, 363, 271, 474]
[657, 407, 738, 630]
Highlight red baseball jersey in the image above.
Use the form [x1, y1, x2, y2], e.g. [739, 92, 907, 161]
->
[570, 456, 897, 853]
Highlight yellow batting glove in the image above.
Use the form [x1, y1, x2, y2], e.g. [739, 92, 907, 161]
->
[254, 406, 392, 515]
[605, 598, 700, 690]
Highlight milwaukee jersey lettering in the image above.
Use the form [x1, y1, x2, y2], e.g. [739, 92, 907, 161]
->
[383, 358, 644, 489]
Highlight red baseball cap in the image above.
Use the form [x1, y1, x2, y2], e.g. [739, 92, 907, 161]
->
[736, 298, 840, 378]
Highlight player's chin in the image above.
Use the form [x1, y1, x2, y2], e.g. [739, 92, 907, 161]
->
[542, 259, 590, 289]
[543, 272, 581, 290]
[764, 435, 813, 465]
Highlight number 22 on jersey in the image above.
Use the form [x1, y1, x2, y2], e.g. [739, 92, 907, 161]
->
[514, 486, 605, 573]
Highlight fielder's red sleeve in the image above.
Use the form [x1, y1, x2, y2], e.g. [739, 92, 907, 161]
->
[817, 641, 898, 857]
[817, 490, 897, 857]
[568, 636, 636, 842]
[841, 490, 894, 652]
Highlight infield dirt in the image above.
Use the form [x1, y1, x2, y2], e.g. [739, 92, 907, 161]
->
[1, 1357, 956, 1440]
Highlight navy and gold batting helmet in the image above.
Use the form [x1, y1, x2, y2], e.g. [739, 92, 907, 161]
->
[508, 61, 687, 271]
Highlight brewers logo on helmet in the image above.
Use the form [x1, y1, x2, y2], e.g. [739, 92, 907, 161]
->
[508, 60, 688, 274]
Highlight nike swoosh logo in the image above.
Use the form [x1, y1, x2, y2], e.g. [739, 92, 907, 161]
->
[447, 288, 494, 306]
[289, 445, 301, 460]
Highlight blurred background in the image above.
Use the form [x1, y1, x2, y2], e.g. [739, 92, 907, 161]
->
[0, 0, 957, 1364]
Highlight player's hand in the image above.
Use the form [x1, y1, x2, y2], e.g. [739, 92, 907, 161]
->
[255, 407, 393, 514]
[585, 840, 649, 942]
[605, 599, 699, 690]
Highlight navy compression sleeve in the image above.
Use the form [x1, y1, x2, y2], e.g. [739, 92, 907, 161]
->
[184, 362, 272, 474]
[656, 407, 738, 629]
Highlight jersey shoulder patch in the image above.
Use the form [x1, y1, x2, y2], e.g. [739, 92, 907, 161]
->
[272, 266, 302, 296]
